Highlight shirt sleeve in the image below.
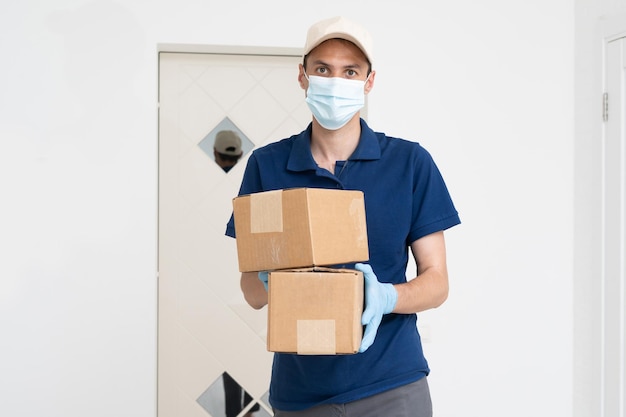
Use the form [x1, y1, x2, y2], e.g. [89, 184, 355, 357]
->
[407, 147, 460, 244]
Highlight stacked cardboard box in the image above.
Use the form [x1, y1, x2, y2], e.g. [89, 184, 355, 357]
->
[232, 188, 369, 354]
[267, 267, 363, 354]
[232, 187, 369, 272]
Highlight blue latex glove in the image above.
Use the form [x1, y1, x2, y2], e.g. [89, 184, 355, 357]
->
[258, 271, 269, 291]
[355, 263, 398, 353]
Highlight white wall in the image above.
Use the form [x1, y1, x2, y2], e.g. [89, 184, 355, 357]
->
[0, 0, 583, 416]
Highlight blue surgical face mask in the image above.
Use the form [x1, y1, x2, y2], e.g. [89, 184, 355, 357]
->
[304, 73, 367, 130]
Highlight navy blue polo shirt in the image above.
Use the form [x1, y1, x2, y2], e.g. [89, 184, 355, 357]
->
[225, 119, 460, 411]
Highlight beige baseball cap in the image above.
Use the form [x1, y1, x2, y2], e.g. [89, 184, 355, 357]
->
[214, 130, 242, 155]
[303, 16, 373, 64]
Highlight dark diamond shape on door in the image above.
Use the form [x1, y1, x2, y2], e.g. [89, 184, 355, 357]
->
[197, 371, 257, 417]
[198, 117, 254, 173]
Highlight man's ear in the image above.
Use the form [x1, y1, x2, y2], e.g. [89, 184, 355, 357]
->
[298, 63, 308, 90]
[365, 70, 376, 94]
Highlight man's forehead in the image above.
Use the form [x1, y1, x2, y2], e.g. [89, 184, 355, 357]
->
[307, 39, 369, 63]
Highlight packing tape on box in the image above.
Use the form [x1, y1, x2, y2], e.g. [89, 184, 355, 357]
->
[250, 190, 283, 233]
[296, 319, 336, 355]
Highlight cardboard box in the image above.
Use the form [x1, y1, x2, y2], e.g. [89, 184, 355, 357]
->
[232, 188, 369, 272]
[267, 267, 364, 355]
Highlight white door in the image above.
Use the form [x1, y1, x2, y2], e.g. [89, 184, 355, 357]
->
[158, 49, 311, 417]
[602, 36, 626, 417]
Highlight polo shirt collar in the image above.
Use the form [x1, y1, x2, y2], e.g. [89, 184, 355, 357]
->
[287, 119, 381, 172]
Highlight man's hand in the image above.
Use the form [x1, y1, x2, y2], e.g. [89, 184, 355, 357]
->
[355, 263, 398, 353]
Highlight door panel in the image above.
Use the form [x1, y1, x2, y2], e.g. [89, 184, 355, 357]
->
[158, 50, 308, 417]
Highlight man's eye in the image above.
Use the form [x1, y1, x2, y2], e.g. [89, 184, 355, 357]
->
[347, 70, 357, 77]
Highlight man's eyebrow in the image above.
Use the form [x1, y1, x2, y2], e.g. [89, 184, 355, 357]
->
[309, 59, 330, 67]
[309, 59, 363, 70]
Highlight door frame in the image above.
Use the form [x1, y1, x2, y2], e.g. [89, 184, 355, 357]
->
[158, 43, 302, 57]
[574, 13, 626, 417]
[601, 34, 625, 417]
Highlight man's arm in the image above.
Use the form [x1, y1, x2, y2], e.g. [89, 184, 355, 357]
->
[240, 271, 268, 309]
[393, 231, 449, 314]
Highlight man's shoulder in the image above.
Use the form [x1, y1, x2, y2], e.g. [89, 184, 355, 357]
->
[376, 133, 431, 159]
[254, 136, 295, 151]
[251, 134, 301, 159]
